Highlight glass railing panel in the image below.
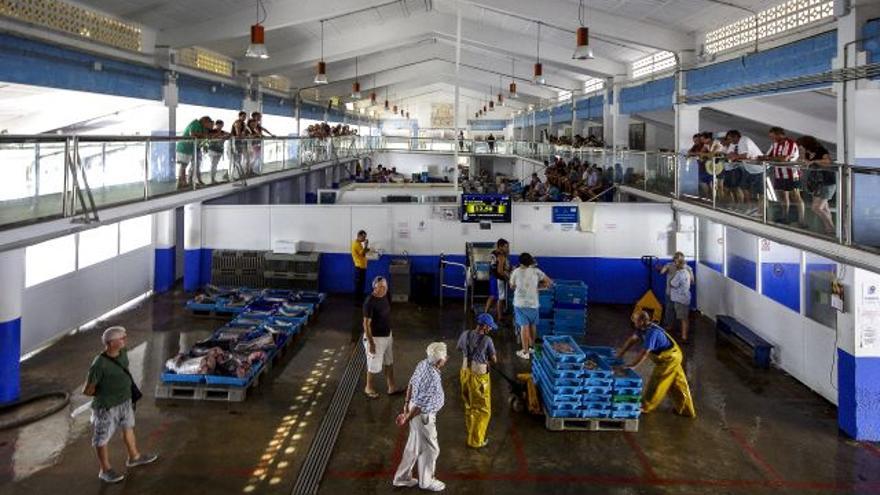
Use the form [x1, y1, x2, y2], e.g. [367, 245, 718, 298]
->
[765, 162, 841, 239]
[0, 138, 68, 227]
[646, 153, 676, 196]
[260, 138, 286, 174]
[617, 151, 645, 188]
[77, 139, 148, 211]
[849, 168, 880, 250]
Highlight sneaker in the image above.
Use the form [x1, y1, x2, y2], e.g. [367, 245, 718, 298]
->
[424, 480, 446, 492]
[126, 453, 158, 468]
[528, 348, 535, 355]
[392, 478, 419, 487]
[516, 350, 530, 360]
[98, 469, 125, 484]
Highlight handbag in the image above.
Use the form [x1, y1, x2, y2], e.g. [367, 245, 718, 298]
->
[102, 353, 143, 410]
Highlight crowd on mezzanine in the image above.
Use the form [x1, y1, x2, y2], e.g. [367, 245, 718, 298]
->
[305, 122, 360, 139]
[686, 126, 837, 234]
[540, 129, 606, 148]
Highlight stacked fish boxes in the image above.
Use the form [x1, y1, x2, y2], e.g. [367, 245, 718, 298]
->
[532, 336, 588, 418]
[553, 280, 588, 337]
[582, 346, 644, 420]
[537, 288, 555, 338]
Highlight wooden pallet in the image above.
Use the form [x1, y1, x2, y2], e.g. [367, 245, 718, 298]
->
[155, 362, 266, 402]
[544, 406, 639, 432]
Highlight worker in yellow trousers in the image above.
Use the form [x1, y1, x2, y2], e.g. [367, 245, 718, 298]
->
[457, 313, 498, 448]
[616, 311, 696, 417]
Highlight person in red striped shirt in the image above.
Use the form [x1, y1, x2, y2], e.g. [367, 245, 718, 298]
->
[762, 127, 804, 226]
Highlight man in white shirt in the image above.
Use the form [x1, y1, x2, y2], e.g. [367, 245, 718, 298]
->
[725, 130, 764, 216]
[508, 253, 553, 359]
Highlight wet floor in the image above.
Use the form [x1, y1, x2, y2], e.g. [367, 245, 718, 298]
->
[1, 290, 879, 495]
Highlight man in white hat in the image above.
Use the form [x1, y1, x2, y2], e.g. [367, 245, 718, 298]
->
[83, 326, 158, 483]
[392, 342, 449, 492]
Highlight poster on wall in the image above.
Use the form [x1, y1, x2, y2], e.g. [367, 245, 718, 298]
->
[856, 268, 880, 356]
[552, 205, 579, 224]
[431, 103, 453, 128]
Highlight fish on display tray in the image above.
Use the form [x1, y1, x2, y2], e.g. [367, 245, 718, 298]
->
[551, 342, 576, 354]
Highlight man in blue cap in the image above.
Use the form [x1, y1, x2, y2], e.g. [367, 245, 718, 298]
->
[457, 313, 498, 448]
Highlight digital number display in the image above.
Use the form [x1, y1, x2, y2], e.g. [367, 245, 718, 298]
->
[461, 194, 512, 223]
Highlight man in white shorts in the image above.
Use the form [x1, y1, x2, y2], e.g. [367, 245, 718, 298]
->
[363, 276, 401, 398]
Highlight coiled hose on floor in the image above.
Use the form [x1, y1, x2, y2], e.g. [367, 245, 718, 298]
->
[0, 392, 70, 431]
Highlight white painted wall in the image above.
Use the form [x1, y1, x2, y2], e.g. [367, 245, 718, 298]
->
[21, 246, 154, 354]
[696, 259, 852, 404]
[201, 202, 675, 259]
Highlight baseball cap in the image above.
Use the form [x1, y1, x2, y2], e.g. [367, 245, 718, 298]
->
[476, 313, 498, 330]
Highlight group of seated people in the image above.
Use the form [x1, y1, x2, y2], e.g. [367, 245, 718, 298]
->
[306, 122, 359, 139]
[687, 126, 836, 233]
[541, 130, 605, 148]
[354, 163, 404, 183]
[525, 156, 614, 202]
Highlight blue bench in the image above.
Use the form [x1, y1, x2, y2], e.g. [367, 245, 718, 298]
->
[716, 315, 773, 369]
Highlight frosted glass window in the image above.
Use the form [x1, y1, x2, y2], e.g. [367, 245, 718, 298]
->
[760, 239, 801, 312]
[805, 252, 838, 330]
[698, 217, 724, 273]
[78, 224, 119, 269]
[726, 227, 757, 290]
[119, 215, 153, 254]
[26, 234, 76, 287]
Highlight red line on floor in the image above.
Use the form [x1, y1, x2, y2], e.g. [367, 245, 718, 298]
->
[389, 424, 406, 470]
[509, 422, 529, 475]
[728, 428, 784, 483]
[863, 442, 880, 459]
[623, 432, 658, 480]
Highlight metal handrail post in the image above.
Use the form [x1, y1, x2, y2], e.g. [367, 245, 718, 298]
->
[61, 138, 70, 217]
[762, 162, 768, 224]
[144, 140, 150, 200]
[192, 138, 199, 190]
[643, 152, 648, 191]
[844, 165, 853, 245]
[711, 161, 717, 210]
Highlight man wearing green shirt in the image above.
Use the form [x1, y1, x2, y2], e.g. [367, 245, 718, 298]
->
[83, 326, 157, 483]
[176, 116, 213, 189]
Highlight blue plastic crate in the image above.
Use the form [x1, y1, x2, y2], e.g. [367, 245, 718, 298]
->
[543, 336, 586, 363]
[613, 386, 643, 396]
[580, 409, 611, 419]
[584, 378, 614, 388]
[581, 346, 615, 358]
[582, 385, 613, 395]
[161, 372, 206, 384]
[535, 358, 582, 387]
[186, 301, 219, 312]
[611, 368, 643, 388]
[536, 319, 553, 338]
[553, 323, 585, 335]
[553, 309, 586, 324]
[204, 361, 263, 386]
[554, 282, 589, 305]
[610, 410, 641, 419]
[536, 355, 583, 380]
[581, 393, 613, 403]
[611, 402, 640, 413]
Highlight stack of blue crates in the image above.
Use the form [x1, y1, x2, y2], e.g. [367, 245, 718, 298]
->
[537, 288, 555, 338]
[582, 345, 642, 420]
[553, 280, 588, 337]
[533, 336, 587, 418]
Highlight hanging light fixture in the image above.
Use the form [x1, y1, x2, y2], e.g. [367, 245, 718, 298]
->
[573, 0, 595, 60]
[245, 0, 269, 59]
[497, 75, 504, 106]
[406, 111, 410, 119]
[393, 104, 398, 114]
[509, 57, 518, 99]
[534, 22, 545, 84]
[488, 86, 495, 110]
[314, 20, 328, 84]
[384, 87, 390, 110]
[351, 56, 361, 98]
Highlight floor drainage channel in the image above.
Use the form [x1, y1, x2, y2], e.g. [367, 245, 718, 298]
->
[291, 345, 365, 495]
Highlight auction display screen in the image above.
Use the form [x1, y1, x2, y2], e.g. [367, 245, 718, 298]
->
[460, 193, 512, 223]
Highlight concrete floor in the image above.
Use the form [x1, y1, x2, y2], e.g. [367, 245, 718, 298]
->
[1, 290, 879, 495]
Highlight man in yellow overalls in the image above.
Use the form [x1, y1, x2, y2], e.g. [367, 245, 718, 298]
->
[351, 230, 370, 305]
[616, 311, 696, 417]
[457, 313, 498, 448]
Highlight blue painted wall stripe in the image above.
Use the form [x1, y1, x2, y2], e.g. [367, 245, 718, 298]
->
[760, 262, 800, 312]
[314, 253, 680, 305]
[0, 33, 164, 100]
[183, 249, 202, 292]
[0, 318, 21, 404]
[154, 247, 176, 294]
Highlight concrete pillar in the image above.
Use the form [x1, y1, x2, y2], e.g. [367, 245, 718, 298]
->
[839, 267, 880, 441]
[154, 210, 176, 294]
[676, 105, 701, 153]
[0, 248, 25, 404]
[602, 78, 614, 146]
[183, 203, 207, 292]
[610, 76, 630, 149]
